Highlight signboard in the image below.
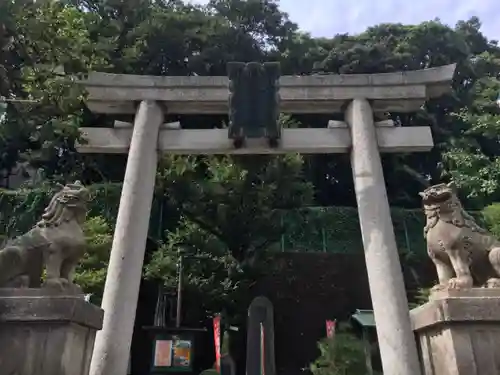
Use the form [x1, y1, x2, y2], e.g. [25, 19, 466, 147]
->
[154, 340, 173, 367]
[151, 333, 194, 373]
[173, 339, 192, 368]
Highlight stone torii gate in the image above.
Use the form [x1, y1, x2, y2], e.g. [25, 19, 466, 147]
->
[78, 63, 456, 375]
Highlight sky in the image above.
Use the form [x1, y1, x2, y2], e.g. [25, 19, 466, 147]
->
[188, 0, 500, 41]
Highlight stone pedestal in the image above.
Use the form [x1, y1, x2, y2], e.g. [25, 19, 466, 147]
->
[411, 289, 500, 375]
[0, 289, 104, 375]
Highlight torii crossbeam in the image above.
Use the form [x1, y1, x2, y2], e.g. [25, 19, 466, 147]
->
[79, 63, 457, 375]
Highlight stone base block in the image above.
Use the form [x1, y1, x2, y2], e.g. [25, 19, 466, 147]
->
[411, 288, 500, 375]
[0, 289, 104, 375]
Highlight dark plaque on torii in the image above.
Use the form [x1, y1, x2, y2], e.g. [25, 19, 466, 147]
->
[227, 62, 281, 148]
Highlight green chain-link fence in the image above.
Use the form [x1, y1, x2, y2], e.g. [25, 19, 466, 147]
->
[0, 184, 437, 256]
[276, 206, 427, 254]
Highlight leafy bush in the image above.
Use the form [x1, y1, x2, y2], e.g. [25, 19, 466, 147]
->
[74, 215, 113, 304]
[145, 217, 256, 325]
[408, 287, 431, 309]
[309, 324, 367, 375]
[482, 202, 500, 238]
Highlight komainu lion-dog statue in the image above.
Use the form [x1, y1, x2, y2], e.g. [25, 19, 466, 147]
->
[0, 181, 89, 292]
[420, 182, 500, 291]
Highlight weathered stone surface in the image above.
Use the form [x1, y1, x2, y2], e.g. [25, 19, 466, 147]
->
[89, 100, 163, 375]
[0, 181, 89, 292]
[77, 126, 433, 155]
[420, 182, 500, 291]
[82, 64, 456, 114]
[411, 289, 500, 375]
[220, 354, 236, 375]
[0, 293, 103, 375]
[347, 98, 421, 375]
[246, 296, 276, 375]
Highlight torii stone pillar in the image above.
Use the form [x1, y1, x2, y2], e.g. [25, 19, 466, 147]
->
[347, 98, 421, 375]
[78, 64, 456, 375]
[89, 101, 163, 375]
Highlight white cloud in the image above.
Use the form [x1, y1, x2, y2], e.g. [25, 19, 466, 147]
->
[187, 0, 500, 40]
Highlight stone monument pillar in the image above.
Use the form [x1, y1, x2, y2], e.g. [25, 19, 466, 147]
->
[245, 296, 276, 375]
[346, 98, 421, 375]
[90, 100, 163, 375]
[0, 181, 104, 375]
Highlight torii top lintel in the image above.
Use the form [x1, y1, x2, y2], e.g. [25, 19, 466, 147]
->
[81, 64, 456, 115]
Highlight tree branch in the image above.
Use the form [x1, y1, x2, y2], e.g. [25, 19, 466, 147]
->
[181, 209, 226, 242]
[400, 164, 430, 188]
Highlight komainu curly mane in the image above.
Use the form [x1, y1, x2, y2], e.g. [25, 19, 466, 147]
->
[37, 182, 89, 228]
[420, 181, 500, 290]
[422, 186, 486, 236]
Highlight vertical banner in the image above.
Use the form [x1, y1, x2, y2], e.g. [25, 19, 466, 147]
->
[326, 320, 336, 339]
[213, 315, 221, 372]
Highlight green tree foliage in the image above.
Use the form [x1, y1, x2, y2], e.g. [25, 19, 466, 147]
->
[0, 0, 107, 185]
[309, 18, 500, 207]
[442, 49, 500, 203]
[74, 216, 114, 303]
[408, 287, 432, 309]
[309, 325, 368, 375]
[155, 152, 313, 263]
[481, 203, 500, 238]
[2, 1, 500, 206]
[147, 148, 313, 321]
[2, 0, 500, 327]
[145, 217, 251, 323]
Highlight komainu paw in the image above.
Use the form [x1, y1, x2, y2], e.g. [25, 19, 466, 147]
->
[485, 278, 500, 288]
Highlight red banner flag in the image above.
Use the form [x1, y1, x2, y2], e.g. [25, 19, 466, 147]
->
[213, 315, 221, 372]
[326, 320, 336, 338]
